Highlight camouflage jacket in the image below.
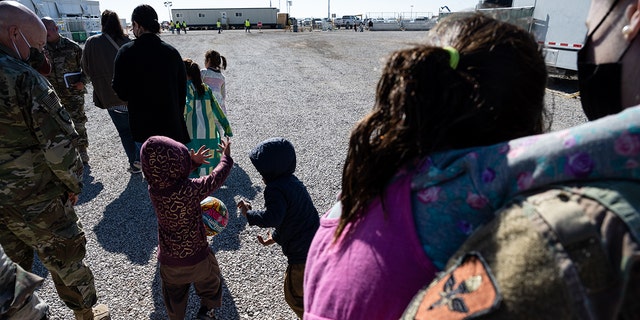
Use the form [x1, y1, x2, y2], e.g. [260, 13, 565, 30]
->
[0, 43, 83, 208]
[44, 36, 86, 100]
[0, 244, 47, 318]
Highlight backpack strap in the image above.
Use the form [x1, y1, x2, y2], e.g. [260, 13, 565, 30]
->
[103, 34, 121, 51]
[570, 182, 640, 243]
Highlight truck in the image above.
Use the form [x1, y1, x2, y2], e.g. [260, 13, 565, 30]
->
[333, 15, 361, 29]
[171, 7, 279, 30]
[475, 0, 589, 73]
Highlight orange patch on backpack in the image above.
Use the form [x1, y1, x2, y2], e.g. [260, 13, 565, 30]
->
[415, 253, 500, 319]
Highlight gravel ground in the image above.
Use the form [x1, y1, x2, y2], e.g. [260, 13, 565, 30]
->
[33, 29, 587, 320]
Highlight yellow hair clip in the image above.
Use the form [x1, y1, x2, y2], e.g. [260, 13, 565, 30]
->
[443, 46, 460, 70]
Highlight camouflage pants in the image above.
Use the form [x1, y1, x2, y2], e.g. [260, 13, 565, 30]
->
[0, 196, 97, 311]
[62, 95, 89, 150]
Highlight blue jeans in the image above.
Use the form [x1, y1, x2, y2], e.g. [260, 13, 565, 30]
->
[107, 108, 139, 166]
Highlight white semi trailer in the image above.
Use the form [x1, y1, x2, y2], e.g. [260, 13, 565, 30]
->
[476, 0, 589, 73]
[171, 7, 280, 30]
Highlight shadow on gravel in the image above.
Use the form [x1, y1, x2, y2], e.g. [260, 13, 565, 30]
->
[210, 163, 259, 253]
[93, 175, 157, 265]
[547, 75, 579, 95]
[149, 267, 166, 320]
[32, 255, 48, 280]
[78, 165, 104, 205]
[148, 262, 241, 320]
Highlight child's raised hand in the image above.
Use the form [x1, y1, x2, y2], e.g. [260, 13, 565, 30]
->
[236, 199, 252, 216]
[257, 232, 276, 246]
[190, 145, 211, 165]
[219, 137, 231, 157]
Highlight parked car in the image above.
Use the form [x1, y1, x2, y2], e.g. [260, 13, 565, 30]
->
[334, 15, 360, 29]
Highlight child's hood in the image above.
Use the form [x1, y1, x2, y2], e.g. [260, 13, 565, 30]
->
[140, 136, 192, 191]
[249, 137, 296, 183]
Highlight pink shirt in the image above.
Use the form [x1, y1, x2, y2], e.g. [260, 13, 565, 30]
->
[304, 172, 437, 320]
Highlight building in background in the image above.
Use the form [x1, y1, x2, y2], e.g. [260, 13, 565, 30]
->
[18, 0, 101, 42]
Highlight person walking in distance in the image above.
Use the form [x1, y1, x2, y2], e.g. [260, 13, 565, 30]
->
[41, 17, 90, 164]
[245, 19, 251, 33]
[82, 10, 141, 174]
[217, 19, 222, 33]
[0, 2, 110, 319]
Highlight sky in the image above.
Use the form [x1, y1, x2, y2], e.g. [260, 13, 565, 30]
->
[101, 0, 483, 23]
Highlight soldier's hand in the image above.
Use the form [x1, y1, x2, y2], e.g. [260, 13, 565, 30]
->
[72, 82, 85, 91]
[68, 193, 79, 206]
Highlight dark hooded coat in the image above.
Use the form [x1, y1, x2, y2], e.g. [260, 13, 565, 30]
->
[245, 138, 320, 264]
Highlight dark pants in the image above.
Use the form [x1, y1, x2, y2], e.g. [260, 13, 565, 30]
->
[160, 250, 222, 320]
[284, 263, 305, 319]
[107, 108, 139, 166]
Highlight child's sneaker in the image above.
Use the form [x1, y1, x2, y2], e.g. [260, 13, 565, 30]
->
[127, 161, 142, 174]
[196, 306, 216, 320]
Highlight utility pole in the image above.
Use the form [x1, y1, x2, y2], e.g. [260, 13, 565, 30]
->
[328, 0, 330, 19]
[164, 1, 172, 21]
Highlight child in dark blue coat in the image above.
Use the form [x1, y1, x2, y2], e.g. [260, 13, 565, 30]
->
[237, 137, 319, 319]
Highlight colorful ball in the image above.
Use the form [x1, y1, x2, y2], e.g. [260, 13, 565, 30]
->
[201, 196, 229, 237]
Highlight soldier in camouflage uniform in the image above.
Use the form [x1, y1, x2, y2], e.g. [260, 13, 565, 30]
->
[0, 2, 109, 319]
[0, 244, 48, 319]
[41, 17, 90, 164]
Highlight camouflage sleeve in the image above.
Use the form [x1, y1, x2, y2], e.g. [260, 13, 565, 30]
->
[75, 43, 87, 85]
[27, 75, 84, 194]
[81, 38, 92, 82]
[0, 245, 48, 319]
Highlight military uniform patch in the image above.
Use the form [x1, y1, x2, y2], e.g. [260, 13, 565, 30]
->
[406, 253, 501, 320]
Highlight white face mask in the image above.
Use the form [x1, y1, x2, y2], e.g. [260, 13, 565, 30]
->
[11, 29, 31, 60]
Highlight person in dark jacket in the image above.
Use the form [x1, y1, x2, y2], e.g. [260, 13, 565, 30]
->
[112, 4, 190, 145]
[237, 137, 320, 319]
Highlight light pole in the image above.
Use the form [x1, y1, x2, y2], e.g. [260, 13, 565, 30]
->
[164, 1, 172, 21]
[410, 5, 413, 20]
[328, 0, 330, 19]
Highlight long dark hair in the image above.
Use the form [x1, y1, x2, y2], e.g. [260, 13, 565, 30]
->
[101, 10, 126, 40]
[131, 4, 160, 34]
[184, 58, 205, 98]
[205, 49, 227, 70]
[336, 13, 548, 239]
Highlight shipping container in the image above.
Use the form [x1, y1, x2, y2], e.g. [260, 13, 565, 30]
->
[171, 7, 280, 30]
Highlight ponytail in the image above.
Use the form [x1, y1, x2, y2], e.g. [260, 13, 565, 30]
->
[184, 59, 205, 98]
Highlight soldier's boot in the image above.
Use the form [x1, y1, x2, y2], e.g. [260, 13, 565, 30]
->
[73, 304, 110, 320]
